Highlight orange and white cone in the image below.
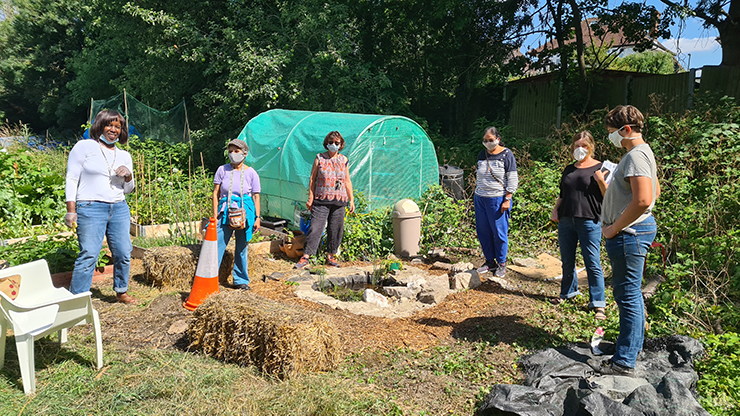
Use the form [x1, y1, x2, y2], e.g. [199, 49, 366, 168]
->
[183, 217, 220, 310]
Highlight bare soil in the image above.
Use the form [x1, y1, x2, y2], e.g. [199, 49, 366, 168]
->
[87, 253, 564, 413]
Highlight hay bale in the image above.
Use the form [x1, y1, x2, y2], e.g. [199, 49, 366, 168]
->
[187, 291, 340, 379]
[142, 246, 197, 290]
[142, 244, 234, 289]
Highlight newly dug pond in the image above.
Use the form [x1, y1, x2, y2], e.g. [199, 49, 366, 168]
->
[1, 252, 590, 415]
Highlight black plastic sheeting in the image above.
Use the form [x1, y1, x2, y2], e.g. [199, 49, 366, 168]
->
[477, 335, 710, 416]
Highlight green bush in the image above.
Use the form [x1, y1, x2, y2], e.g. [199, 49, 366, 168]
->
[695, 332, 740, 415]
[0, 146, 68, 238]
[0, 235, 108, 274]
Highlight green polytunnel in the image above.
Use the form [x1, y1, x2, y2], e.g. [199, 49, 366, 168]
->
[238, 109, 439, 223]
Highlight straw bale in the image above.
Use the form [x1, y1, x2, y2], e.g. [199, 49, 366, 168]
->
[142, 244, 234, 289]
[188, 291, 340, 379]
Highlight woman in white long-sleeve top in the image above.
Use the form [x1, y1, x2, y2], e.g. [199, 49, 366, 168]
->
[65, 110, 137, 304]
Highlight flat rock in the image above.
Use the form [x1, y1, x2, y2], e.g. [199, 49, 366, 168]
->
[452, 271, 482, 290]
[488, 276, 517, 291]
[363, 289, 389, 308]
[418, 287, 452, 304]
[167, 319, 189, 335]
[383, 285, 421, 299]
[512, 257, 540, 268]
[451, 262, 474, 275]
[431, 261, 453, 271]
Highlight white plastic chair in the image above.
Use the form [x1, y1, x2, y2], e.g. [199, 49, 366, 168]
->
[0, 259, 102, 394]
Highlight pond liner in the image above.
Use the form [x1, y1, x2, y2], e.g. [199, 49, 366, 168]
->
[477, 335, 709, 416]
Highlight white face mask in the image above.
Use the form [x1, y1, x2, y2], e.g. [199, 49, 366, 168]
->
[483, 140, 498, 151]
[327, 143, 340, 153]
[608, 128, 625, 148]
[573, 146, 589, 161]
[228, 152, 245, 165]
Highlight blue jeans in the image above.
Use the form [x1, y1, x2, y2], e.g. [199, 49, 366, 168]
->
[605, 215, 657, 368]
[70, 201, 132, 295]
[558, 217, 606, 308]
[215, 214, 249, 286]
[474, 194, 510, 265]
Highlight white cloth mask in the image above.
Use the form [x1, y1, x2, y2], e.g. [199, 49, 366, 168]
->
[483, 140, 499, 151]
[573, 147, 589, 161]
[327, 143, 340, 153]
[228, 152, 245, 165]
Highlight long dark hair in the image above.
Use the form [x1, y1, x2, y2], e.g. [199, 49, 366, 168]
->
[90, 110, 129, 144]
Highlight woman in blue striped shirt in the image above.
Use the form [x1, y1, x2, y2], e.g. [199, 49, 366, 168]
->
[474, 127, 519, 277]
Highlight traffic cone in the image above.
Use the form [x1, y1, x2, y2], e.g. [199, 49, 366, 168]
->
[184, 217, 220, 310]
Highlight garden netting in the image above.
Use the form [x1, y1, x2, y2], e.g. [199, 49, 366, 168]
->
[90, 92, 189, 145]
[477, 335, 710, 416]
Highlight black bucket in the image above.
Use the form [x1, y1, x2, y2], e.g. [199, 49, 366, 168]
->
[438, 164, 464, 201]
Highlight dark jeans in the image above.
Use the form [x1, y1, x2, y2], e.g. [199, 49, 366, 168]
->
[304, 203, 345, 256]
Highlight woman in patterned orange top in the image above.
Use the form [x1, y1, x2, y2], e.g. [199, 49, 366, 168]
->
[295, 131, 355, 269]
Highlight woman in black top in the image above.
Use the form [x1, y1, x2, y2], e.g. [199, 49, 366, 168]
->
[551, 131, 607, 320]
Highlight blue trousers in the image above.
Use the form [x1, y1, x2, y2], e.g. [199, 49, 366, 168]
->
[71, 201, 131, 295]
[474, 194, 510, 265]
[558, 217, 606, 309]
[215, 214, 249, 286]
[605, 215, 657, 368]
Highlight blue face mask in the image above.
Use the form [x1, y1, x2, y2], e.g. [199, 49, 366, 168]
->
[99, 134, 119, 145]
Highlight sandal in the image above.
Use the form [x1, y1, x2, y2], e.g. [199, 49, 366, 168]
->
[326, 254, 340, 268]
[594, 307, 606, 320]
[294, 255, 310, 269]
[550, 297, 565, 306]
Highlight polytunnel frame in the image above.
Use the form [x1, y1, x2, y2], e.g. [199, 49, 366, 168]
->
[274, 113, 431, 214]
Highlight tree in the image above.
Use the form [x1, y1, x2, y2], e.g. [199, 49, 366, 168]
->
[658, 0, 739, 66]
[0, 0, 88, 130]
[617, 51, 677, 74]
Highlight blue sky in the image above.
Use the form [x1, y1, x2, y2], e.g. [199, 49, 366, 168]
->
[522, 0, 723, 69]
[652, 0, 722, 69]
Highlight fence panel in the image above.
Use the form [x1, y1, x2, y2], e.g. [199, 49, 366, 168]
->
[507, 80, 560, 138]
[699, 66, 740, 100]
[630, 72, 691, 114]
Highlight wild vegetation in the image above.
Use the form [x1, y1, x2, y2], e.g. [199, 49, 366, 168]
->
[1, 0, 739, 413]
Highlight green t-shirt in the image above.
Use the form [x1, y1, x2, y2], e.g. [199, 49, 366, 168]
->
[601, 143, 658, 228]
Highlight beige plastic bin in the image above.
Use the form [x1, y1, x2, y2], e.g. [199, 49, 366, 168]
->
[392, 199, 422, 257]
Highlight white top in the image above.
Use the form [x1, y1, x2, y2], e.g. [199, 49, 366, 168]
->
[65, 139, 135, 203]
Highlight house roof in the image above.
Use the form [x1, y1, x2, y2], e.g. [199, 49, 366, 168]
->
[529, 18, 672, 56]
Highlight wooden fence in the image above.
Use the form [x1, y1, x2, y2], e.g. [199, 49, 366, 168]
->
[506, 66, 739, 137]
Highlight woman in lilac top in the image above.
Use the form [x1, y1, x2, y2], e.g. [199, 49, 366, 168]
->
[211, 139, 261, 290]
